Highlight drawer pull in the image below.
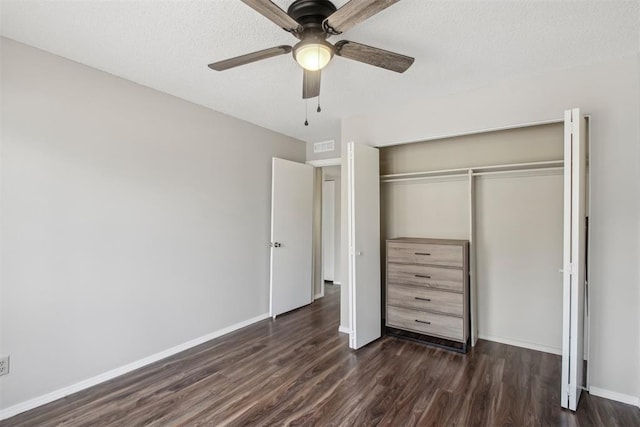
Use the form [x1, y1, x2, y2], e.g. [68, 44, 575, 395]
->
[415, 319, 431, 325]
[414, 297, 431, 302]
[415, 252, 431, 256]
[414, 274, 431, 279]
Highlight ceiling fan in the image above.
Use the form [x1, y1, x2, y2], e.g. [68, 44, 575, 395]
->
[208, 0, 414, 100]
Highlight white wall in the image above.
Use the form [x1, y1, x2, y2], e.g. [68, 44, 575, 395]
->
[341, 54, 640, 403]
[0, 38, 305, 410]
[382, 178, 469, 240]
[475, 172, 563, 353]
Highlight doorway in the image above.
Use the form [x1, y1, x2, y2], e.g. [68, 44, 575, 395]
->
[308, 158, 343, 311]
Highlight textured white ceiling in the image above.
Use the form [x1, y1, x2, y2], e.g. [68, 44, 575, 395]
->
[1, 1, 639, 143]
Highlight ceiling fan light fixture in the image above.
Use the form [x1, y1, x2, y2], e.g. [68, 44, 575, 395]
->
[293, 40, 333, 71]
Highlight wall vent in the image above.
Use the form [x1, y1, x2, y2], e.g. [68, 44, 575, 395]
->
[313, 140, 335, 153]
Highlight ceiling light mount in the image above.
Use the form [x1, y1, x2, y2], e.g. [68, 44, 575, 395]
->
[287, 0, 337, 31]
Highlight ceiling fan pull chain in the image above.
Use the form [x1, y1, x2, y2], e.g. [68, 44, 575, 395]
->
[315, 50, 322, 112]
[316, 59, 321, 113]
[305, 99, 309, 126]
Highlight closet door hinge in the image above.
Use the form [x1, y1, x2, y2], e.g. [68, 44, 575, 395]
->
[569, 121, 578, 134]
[560, 263, 576, 275]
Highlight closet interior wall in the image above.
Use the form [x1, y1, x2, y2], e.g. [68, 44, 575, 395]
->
[380, 123, 567, 354]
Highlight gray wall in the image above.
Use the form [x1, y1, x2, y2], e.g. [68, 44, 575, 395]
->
[0, 38, 305, 409]
[341, 54, 640, 402]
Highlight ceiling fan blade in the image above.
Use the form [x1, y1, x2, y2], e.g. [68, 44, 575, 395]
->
[241, 0, 302, 34]
[334, 40, 414, 73]
[324, 0, 400, 34]
[208, 45, 292, 71]
[303, 69, 321, 99]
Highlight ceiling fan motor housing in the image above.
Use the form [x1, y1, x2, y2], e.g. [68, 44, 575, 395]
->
[287, 0, 337, 34]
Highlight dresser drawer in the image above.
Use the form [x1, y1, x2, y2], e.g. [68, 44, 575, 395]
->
[387, 242, 463, 267]
[387, 284, 463, 316]
[387, 263, 464, 292]
[387, 306, 464, 341]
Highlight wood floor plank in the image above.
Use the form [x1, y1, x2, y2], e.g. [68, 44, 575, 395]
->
[418, 388, 464, 427]
[3, 284, 639, 426]
[353, 342, 424, 425]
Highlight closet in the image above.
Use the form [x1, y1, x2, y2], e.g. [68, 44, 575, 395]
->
[379, 122, 572, 355]
[346, 110, 588, 410]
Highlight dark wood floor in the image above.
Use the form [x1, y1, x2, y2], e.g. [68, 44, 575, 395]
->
[4, 284, 639, 426]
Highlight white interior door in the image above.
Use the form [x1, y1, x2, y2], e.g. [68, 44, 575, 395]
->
[322, 180, 335, 281]
[347, 142, 381, 349]
[561, 108, 587, 411]
[270, 158, 314, 318]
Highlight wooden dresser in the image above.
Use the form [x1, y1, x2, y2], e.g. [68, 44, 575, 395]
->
[385, 238, 470, 352]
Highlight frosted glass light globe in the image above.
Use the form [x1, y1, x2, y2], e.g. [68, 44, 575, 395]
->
[294, 43, 333, 71]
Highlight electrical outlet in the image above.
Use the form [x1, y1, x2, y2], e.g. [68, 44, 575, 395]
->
[0, 356, 9, 376]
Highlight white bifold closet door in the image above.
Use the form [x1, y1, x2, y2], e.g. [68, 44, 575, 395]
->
[269, 158, 314, 318]
[561, 108, 587, 411]
[347, 142, 381, 350]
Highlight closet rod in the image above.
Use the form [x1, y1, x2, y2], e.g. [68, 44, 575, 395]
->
[472, 166, 564, 177]
[381, 165, 564, 183]
[380, 160, 563, 180]
[381, 173, 468, 184]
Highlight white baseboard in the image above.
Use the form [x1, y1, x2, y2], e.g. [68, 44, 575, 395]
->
[589, 386, 640, 407]
[338, 325, 350, 334]
[314, 293, 324, 299]
[478, 334, 562, 356]
[0, 312, 270, 421]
